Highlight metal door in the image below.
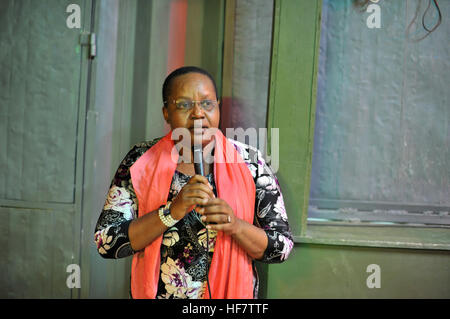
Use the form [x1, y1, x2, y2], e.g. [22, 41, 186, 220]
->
[0, 0, 93, 298]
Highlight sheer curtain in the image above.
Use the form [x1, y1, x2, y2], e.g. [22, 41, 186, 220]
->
[220, 0, 274, 154]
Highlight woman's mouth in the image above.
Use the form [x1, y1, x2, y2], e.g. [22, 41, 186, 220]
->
[189, 126, 209, 134]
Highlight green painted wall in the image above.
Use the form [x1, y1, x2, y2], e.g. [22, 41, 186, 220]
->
[268, 244, 450, 298]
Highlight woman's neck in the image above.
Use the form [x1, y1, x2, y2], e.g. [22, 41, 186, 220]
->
[176, 162, 213, 176]
[174, 139, 215, 176]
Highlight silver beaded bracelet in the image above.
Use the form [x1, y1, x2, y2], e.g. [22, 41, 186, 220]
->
[158, 202, 179, 228]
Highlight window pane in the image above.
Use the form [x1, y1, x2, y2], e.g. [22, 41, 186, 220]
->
[309, 0, 450, 225]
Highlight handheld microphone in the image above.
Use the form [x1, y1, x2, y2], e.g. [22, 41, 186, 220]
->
[193, 144, 204, 176]
[192, 144, 212, 299]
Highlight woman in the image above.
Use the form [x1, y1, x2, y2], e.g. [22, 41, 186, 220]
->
[94, 66, 293, 299]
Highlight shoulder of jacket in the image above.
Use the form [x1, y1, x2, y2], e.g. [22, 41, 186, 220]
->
[227, 138, 261, 154]
[132, 136, 163, 150]
[122, 136, 164, 167]
[226, 138, 263, 166]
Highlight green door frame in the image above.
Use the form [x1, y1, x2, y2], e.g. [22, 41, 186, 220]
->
[267, 0, 322, 238]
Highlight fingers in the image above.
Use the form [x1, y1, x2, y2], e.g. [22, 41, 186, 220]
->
[204, 212, 237, 234]
[171, 196, 209, 220]
[201, 213, 230, 224]
[183, 185, 215, 202]
[184, 197, 209, 207]
[185, 175, 215, 198]
[187, 174, 213, 189]
[171, 175, 215, 220]
[194, 198, 240, 235]
[198, 198, 233, 223]
[197, 197, 224, 209]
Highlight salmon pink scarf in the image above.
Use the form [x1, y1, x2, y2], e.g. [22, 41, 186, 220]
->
[129, 129, 255, 299]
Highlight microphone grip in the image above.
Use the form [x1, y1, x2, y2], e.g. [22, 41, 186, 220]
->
[193, 146, 204, 176]
[194, 162, 204, 176]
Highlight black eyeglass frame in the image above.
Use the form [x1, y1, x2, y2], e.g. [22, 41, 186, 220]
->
[163, 99, 219, 111]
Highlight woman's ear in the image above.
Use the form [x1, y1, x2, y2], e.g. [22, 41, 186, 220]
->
[162, 106, 169, 124]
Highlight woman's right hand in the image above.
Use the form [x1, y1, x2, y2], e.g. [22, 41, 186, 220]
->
[170, 175, 215, 220]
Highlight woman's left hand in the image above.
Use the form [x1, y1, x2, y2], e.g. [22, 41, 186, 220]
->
[197, 198, 241, 236]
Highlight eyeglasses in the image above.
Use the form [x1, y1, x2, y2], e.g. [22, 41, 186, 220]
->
[164, 99, 218, 112]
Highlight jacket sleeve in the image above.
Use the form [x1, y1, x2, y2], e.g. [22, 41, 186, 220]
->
[94, 141, 155, 259]
[252, 149, 294, 263]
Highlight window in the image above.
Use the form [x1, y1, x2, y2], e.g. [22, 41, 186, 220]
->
[308, 0, 449, 227]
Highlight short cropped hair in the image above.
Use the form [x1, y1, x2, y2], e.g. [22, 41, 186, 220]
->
[162, 66, 218, 106]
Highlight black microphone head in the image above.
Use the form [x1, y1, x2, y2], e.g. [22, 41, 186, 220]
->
[193, 145, 204, 176]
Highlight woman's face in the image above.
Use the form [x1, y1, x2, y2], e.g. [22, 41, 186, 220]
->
[163, 72, 220, 147]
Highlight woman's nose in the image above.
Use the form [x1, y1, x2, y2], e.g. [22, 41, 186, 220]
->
[191, 102, 205, 118]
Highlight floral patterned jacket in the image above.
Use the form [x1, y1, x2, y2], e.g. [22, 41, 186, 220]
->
[94, 137, 293, 298]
